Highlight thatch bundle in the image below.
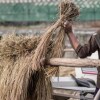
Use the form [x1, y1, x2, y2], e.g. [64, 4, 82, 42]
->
[0, 1, 79, 100]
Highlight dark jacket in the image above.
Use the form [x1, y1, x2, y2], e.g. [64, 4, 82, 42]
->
[75, 33, 100, 88]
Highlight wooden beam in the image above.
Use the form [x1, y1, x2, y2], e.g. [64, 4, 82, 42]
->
[47, 58, 100, 67]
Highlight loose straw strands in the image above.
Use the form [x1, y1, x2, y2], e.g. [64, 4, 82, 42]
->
[0, 1, 79, 100]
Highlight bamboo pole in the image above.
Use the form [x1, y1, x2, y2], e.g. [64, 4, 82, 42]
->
[47, 58, 100, 67]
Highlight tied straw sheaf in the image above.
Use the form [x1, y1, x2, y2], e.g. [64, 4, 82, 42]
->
[0, 1, 79, 100]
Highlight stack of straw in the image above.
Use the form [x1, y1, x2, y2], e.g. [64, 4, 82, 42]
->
[0, 1, 79, 100]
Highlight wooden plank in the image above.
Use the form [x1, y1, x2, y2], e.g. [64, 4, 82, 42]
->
[47, 58, 100, 67]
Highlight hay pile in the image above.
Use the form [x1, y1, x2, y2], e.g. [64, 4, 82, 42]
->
[0, 1, 79, 100]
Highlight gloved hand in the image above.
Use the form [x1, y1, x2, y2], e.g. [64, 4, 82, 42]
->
[63, 21, 73, 34]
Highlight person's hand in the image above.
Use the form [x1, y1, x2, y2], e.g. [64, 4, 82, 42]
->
[63, 21, 73, 34]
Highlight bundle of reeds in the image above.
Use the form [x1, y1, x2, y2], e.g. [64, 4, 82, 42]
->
[0, 1, 79, 100]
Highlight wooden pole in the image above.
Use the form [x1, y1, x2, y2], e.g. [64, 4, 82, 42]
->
[47, 58, 100, 67]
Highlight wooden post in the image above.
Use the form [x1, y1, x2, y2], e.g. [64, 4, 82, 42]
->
[47, 58, 100, 67]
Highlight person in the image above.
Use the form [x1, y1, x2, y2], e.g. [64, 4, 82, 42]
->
[63, 21, 100, 98]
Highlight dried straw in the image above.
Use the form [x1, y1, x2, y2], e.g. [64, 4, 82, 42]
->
[0, 1, 79, 100]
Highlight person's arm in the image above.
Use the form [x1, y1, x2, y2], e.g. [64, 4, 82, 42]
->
[63, 21, 79, 50]
[67, 32, 79, 50]
[64, 21, 98, 58]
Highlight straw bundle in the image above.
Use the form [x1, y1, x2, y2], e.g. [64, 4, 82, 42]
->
[0, 1, 79, 100]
